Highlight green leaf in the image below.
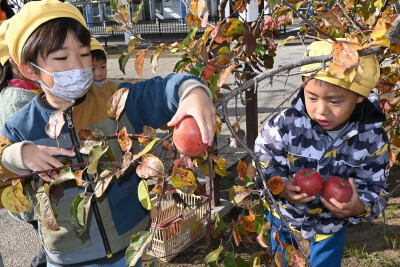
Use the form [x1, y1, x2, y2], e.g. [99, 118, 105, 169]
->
[131, 3, 143, 23]
[70, 193, 92, 236]
[138, 180, 154, 210]
[50, 167, 76, 185]
[189, 63, 206, 77]
[213, 213, 226, 239]
[36, 184, 59, 231]
[132, 138, 160, 161]
[173, 58, 192, 73]
[270, 0, 282, 9]
[223, 252, 235, 267]
[87, 146, 109, 175]
[209, 73, 220, 100]
[255, 43, 265, 55]
[249, 251, 263, 267]
[125, 231, 153, 266]
[110, 0, 117, 12]
[254, 216, 264, 234]
[205, 240, 223, 263]
[118, 52, 131, 75]
[223, 19, 243, 37]
[217, 46, 230, 55]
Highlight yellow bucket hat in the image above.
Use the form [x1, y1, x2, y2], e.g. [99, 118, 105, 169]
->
[90, 37, 105, 52]
[301, 40, 380, 97]
[0, 20, 11, 65]
[2, 0, 87, 65]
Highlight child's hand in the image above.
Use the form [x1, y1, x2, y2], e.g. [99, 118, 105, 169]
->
[167, 87, 216, 146]
[279, 179, 316, 203]
[22, 144, 76, 182]
[320, 178, 365, 218]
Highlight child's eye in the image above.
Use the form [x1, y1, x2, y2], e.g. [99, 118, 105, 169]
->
[81, 53, 90, 57]
[330, 101, 341, 105]
[307, 97, 317, 101]
[54, 57, 67, 60]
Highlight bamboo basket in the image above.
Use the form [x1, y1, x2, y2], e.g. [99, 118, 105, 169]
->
[147, 188, 210, 262]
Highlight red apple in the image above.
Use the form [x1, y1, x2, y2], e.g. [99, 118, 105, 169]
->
[322, 176, 353, 203]
[173, 116, 208, 157]
[293, 168, 323, 196]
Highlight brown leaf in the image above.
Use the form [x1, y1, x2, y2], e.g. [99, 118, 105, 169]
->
[237, 160, 248, 180]
[233, 0, 247, 13]
[94, 172, 114, 198]
[217, 65, 237, 88]
[232, 219, 242, 246]
[45, 109, 65, 140]
[75, 170, 84, 187]
[78, 128, 104, 141]
[36, 184, 60, 231]
[138, 125, 157, 144]
[246, 164, 256, 180]
[240, 209, 256, 233]
[134, 49, 147, 78]
[243, 31, 256, 57]
[256, 223, 271, 248]
[379, 99, 391, 115]
[267, 176, 284, 195]
[106, 87, 129, 121]
[136, 154, 165, 179]
[118, 127, 133, 152]
[185, 13, 201, 28]
[376, 77, 395, 93]
[316, 6, 344, 31]
[275, 251, 285, 267]
[170, 168, 197, 195]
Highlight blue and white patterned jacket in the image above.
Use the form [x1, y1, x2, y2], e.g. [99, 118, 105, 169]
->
[254, 89, 389, 242]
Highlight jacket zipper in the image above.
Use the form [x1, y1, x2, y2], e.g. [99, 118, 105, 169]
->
[65, 109, 113, 259]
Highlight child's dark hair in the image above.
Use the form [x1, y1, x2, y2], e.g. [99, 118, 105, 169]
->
[21, 17, 91, 65]
[0, 60, 13, 92]
[91, 49, 107, 63]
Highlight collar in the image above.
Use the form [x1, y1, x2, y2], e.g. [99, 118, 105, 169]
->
[7, 79, 40, 90]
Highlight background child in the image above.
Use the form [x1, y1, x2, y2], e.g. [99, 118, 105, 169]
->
[0, 0, 215, 266]
[90, 37, 109, 86]
[254, 40, 389, 266]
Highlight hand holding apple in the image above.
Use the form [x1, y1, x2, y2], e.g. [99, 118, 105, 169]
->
[321, 178, 366, 218]
[293, 168, 324, 196]
[279, 179, 316, 204]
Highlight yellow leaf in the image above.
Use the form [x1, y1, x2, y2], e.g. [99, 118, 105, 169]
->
[1, 180, 31, 214]
[371, 19, 388, 41]
[138, 180, 154, 210]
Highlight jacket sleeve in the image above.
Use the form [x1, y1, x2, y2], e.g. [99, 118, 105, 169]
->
[254, 113, 289, 189]
[120, 73, 210, 133]
[348, 131, 390, 223]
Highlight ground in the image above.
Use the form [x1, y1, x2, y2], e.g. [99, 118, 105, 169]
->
[143, 162, 400, 266]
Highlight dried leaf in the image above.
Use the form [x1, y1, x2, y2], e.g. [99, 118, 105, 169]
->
[94, 171, 114, 198]
[75, 170, 84, 186]
[371, 18, 388, 41]
[256, 223, 271, 248]
[246, 164, 256, 180]
[376, 77, 395, 93]
[217, 65, 237, 88]
[237, 160, 248, 180]
[138, 125, 157, 144]
[229, 185, 251, 204]
[233, 0, 247, 13]
[150, 46, 164, 73]
[36, 184, 59, 231]
[316, 6, 344, 30]
[201, 10, 209, 27]
[267, 176, 284, 195]
[136, 154, 165, 179]
[45, 109, 65, 140]
[170, 168, 197, 195]
[1, 180, 31, 214]
[285, 245, 306, 267]
[118, 127, 133, 152]
[134, 49, 147, 78]
[107, 87, 129, 121]
[243, 31, 256, 57]
[232, 220, 242, 246]
[78, 128, 104, 141]
[278, 36, 296, 47]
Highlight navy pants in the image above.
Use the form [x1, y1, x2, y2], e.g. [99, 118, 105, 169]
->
[266, 210, 347, 267]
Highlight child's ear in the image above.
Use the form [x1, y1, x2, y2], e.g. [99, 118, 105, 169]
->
[18, 62, 40, 81]
[357, 95, 365, 103]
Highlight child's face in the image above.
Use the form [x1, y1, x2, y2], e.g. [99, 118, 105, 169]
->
[92, 58, 107, 82]
[304, 79, 364, 131]
[35, 32, 92, 105]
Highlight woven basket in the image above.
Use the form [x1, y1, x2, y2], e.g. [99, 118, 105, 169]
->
[147, 188, 210, 262]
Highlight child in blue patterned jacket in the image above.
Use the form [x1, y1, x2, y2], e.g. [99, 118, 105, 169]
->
[254, 40, 389, 266]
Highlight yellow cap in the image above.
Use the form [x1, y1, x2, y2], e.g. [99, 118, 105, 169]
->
[2, 0, 87, 65]
[0, 20, 11, 65]
[301, 40, 380, 97]
[90, 37, 105, 52]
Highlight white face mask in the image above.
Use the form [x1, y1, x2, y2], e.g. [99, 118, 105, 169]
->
[31, 62, 93, 103]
